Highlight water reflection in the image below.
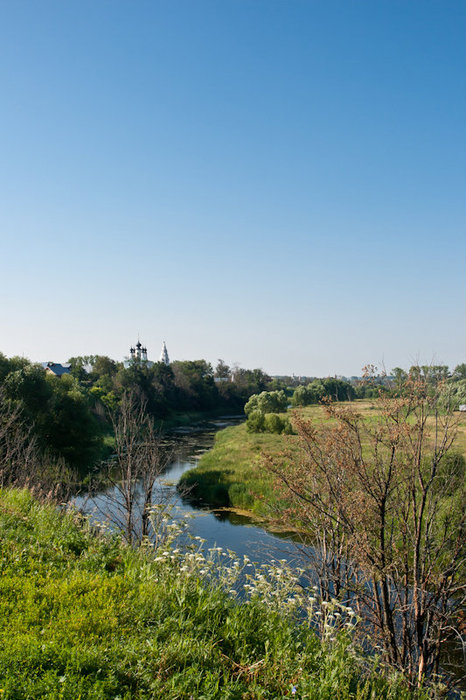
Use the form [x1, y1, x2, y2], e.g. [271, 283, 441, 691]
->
[74, 418, 304, 568]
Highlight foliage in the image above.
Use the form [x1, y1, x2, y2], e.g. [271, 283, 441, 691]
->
[0, 351, 278, 481]
[246, 408, 266, 433]
[0, 488, 425, 699]
[244, 390, 291, 434]
[264, 384, 466, 688]
[292, 378, 356, 406]
[264, 412, 293, 434]
[244, 390, 288, 416]
[0, 354, 103, 476]
[246, 410, 293, 435]
[440, 379, 466, 411]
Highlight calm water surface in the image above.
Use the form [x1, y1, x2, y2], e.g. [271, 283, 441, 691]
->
[74, 418, 302, 568]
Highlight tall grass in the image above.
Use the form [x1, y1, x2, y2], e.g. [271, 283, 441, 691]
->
[0, 488, 427, 699]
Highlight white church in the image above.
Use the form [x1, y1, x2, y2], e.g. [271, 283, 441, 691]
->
[124, 340, 170, 368]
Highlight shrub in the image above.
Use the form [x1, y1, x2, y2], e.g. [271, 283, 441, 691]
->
[246, 409, 266, 433]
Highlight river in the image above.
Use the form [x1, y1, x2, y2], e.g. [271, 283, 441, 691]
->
[74, 418, 302, 568]
[73, 417, 465, 691]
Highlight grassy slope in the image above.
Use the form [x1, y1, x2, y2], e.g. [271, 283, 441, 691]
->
[179, 422, 296, 515]
[0, 489, 420, 700]
[179, 401, 466, 517]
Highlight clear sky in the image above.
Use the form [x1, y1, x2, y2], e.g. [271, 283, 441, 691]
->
[1, 0, 465, 376]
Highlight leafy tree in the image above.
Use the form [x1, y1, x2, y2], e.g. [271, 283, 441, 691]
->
[391, 367, 408, 393]
[244, 390, 288, 416]
[214, 359, 231, 379]
[291, 381, 324, 407]
[92, 355, 119, 379]
[231, 367, 272, 397]
[171, 360, 217, 411]
[3, 363, 52, 416]
[452, 363, 466, 381]
[440, 378, 466, 410]
[292, 378, 355, 406]
[42, 374, 103, 472]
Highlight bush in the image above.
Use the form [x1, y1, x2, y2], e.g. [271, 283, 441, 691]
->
[246, 409, 266, 433]
[264, 413, 284, 433]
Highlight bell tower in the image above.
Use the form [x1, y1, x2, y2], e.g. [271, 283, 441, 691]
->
[160, 341, 169, 365]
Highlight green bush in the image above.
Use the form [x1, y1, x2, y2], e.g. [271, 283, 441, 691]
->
[246, 409, 266, 432]
[247, 411, 294, 435]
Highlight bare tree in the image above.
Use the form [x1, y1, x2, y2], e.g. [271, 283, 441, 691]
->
[102, 393, 174, 544]
[0, 389, 37, 488]
[0, 388, 72, 498]
[264, 377, 465, 688]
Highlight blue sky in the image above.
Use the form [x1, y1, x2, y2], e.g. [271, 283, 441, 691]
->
[1, 0, 464, 376]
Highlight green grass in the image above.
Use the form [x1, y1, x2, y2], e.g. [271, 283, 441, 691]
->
[0, 488, 423, 699]
[178, 422, 298, 515]
[178, 403, 356, 515]
[179, 401, 466, 518]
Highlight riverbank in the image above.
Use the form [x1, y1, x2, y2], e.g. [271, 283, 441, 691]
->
[178, 401, 466, 521]
[178, 420, 296, 516]
[177, 402, 365, 514]
[0, 488, 424, 699]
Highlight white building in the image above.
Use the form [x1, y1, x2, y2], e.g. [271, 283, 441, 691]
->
[160, 341, 169, 365]
[124, 340, 154, 368]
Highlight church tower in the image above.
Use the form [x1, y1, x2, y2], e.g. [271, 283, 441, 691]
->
[126, 339, 151, 367]
[160, 341, 169, 365]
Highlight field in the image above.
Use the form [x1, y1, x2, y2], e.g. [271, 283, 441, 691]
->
[179, 400, 466, 519]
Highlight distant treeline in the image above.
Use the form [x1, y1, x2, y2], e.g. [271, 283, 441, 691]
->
[291, 364, 466, 407]
[0, 353, 273, 477]
[1, 352, 464, 480]
[242, 364, 466, 434]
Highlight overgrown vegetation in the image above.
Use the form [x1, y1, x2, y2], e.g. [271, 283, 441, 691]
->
[0, 352, 274, 483]
[178, 422, 294, 512]
[0, 488, 427, 699]
[181, 377, 466, 690]
[265, 384, 466, 689]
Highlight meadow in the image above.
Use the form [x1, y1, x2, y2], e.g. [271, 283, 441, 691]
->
[179, 400, 466, 519]
[0, 488, 424, 699]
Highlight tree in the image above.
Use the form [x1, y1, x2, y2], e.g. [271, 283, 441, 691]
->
[215, 359, 231, 380]
[264, 380, 465, 688]
[291, 381, 324, 406]
[244, 390, 288, 416]
[0, 387, 72, 494]
[3, 363, 52, 416]
[41, 373, 103, 472]
[103, 393, 174, 544]
[171, 360, 217, 411]
[452, 363, 466, 381]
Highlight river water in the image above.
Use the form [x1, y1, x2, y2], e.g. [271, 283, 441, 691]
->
[74, 418, 302, 568]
